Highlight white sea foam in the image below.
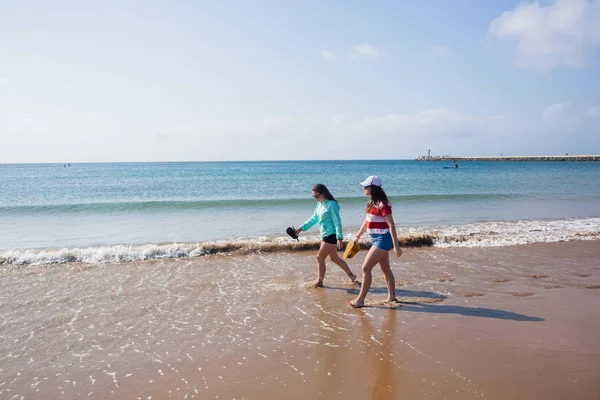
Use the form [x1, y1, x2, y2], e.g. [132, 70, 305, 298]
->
[1, 217, 598, 265]
[0, 243, 210, 266]
[415, 217, 600, 248]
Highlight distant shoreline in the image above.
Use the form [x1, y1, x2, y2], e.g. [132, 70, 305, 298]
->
[415, 155, 600, 161]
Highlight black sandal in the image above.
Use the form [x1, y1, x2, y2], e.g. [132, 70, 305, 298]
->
[286, 226, 299, 241]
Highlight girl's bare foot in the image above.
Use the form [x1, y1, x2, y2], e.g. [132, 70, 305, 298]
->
[386, 297, 399, 303]
[313, 279, 324, 288]
[346, 299, 364, 308]
[347, 272, 358, 283]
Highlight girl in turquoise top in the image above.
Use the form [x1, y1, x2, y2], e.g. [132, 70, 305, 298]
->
[295, 184, 358, 288]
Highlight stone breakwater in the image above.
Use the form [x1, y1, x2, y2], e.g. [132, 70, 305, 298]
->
[415, 155, 600, 161]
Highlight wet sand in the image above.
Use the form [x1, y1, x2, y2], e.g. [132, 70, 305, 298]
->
[1, 240, 599, 400]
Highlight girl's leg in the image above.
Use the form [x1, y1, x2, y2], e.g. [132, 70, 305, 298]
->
[378, 253, 397, 301]
[348, 246, 388, 307]
[314, 242, 335, 287]
[328, 249, 357, 282]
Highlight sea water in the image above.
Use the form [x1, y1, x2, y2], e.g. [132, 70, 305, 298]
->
[1, 160, 599, 264]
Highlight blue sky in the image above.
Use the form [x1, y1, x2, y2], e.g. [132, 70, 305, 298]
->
[1, 0, 599, 162]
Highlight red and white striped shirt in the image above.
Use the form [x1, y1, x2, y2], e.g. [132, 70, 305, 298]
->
[365, 201, 392, 234]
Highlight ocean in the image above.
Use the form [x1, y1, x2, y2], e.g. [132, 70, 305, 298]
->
[1, 160, 599, 265]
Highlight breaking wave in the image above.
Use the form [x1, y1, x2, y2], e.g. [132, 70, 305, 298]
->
[2, 217, 599, 266]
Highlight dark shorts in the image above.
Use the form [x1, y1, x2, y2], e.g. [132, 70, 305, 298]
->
[322, 234, 337, 244]
[371, 233, 394, 251]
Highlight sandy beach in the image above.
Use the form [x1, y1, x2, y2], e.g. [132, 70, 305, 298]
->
[1, 240, 599, 400]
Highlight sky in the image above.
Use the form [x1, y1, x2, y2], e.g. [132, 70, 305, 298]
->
[1, 0, 599, 163]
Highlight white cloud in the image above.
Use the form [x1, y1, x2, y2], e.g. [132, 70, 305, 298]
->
[542, 103, 571, 118]
[587, 105, 600, 117]
[3, 104, 597, 162]
[487, 0, 600, 70]
[331, 114, 345, 128]
[180, 110, 500, 140]
[262, 115, 301, 134]
[349, 44, 381, 60]
[0, 78, 12, 86]
[163, 109, 508, 161]
[180, 119, 253, 138]
[320, 50, 336, 60]
[353, 109, 496, 137]
[431, 45, 454, 57]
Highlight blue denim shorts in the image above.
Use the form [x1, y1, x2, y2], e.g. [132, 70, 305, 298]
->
[370, 233, 393, 251]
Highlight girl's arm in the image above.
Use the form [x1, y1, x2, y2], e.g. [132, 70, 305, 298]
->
[330, 202, 344, 240]
[330, 202, 344, 250]
[296, 207, 318, 235]
[384, 214, 403, 257]
[354, 219, 368, 242]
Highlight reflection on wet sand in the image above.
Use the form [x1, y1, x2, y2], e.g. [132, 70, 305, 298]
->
[364, 310, 400, 400]
[314, 289, 345, 399]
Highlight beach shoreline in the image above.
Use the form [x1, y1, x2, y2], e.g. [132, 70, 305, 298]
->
[1, 240, 599, 399]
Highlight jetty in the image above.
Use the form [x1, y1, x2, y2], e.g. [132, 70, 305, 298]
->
[415, 155, 600, 161]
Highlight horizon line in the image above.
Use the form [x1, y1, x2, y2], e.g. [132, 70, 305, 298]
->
[2, 154, 600, 165]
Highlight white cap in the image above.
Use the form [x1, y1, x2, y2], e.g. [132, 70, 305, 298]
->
[360, 175, 382, 187]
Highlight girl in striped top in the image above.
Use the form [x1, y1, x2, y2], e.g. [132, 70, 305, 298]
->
[347, 176, 402, 308]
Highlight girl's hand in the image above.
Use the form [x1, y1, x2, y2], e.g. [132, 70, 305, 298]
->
[295, 228, 302, 236]
[394, 247, 403, 258]
[337, 239, 343, 250]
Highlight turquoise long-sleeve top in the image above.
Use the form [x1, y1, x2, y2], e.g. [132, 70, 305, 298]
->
[299, 199, 344, 240]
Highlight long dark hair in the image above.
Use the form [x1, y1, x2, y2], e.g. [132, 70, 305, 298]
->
[366, 185, 388, 211]
[312, 184, 337, 203]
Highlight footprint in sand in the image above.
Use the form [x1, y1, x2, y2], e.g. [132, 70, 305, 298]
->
[458, 292, 485, 297]
[492, 278, 511, 283]
[510, 292, 535, 297]
[531, 274, 549, 279]
[572, 273, 591, 277]
[541, 283, 563, 289]
[437, 277, 456, 282]
[583, 284, 600, 289]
